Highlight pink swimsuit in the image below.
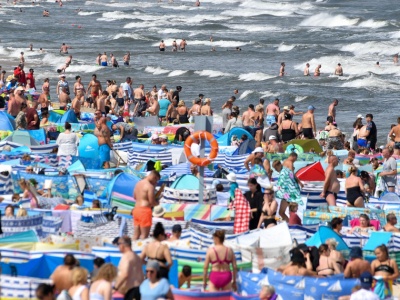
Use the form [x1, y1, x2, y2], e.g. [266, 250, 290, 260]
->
[209, 247, 233, 289]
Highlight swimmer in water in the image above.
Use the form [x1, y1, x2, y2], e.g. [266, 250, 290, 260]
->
[96, 53, 101, 66]
[159, 40, 166, 52]
[110, 53, 118, 68]
[335, 63, 343, 76]
[304, 63, 310, 76]
[60, 43, 71, 54]
[314, 64, 321, 76]
[195, 0, 200, 6]
[65, 55, 72, 68]
[180, 39, 187, 52]
[394, 54, 398, 65]
[279, 62, 285, 76]
[376, 61, 380, 67]
[210, 36, 213, 42]
[29, 44, 33, 51]
[123, 52, 130, 66]
[100, 52, 108, 66]
[172, 40, 177, 52]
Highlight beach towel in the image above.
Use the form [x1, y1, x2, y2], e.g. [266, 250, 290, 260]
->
[275, 167, 302, 204]
[228, 189, 250, 234]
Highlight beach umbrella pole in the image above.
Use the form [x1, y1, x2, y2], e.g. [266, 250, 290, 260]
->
[194, 116, 213, 204]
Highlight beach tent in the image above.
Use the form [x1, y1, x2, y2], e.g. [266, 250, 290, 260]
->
[67, 160, 85, 172]
[363, 232, 392, 251]
[108, 173, 141, 209]
[170, 174, 199, 190]
[60, 110, 79, 123]
[284, 139, 323, 153]
[48, 110, 65, 123]
[306, 226, 349, 251]
[0, 230, 39, 243]
[217, 128, 253, 146]
[78, 133, 99, 159]
[27, 129, 47, 144]
[3, 131, 40, 146]
[0, 111, 15, 131]
[296, 162, 325, 181]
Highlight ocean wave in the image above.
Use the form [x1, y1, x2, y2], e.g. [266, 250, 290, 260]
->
[295, 96, 308, 102]
[168, 70, 188, 77]
[341, 75, 400, 91]
[358, 19, 388, 28]
[221, 8, 292, 17]
[194, 70, 233, 78]
[238, 72, 275, 81]
[151, 39, 250, 48]
[145, 66, 170, 75]
[260, 91, 280, 99]
[66, 65, 103, 73]
[300, 13, 359, 27]
[97, 11, 139, 21]
[113, 33, 154, 41]
[238, 90, 254, 100]
[340, 41, 400, 57]
[78, 11, 100, 16]
[8, 19, 27, 26]
[230, 24, 285, 32]
[277, 44, 295, 52]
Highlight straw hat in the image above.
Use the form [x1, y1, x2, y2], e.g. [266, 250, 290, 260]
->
[152, 205, 166, 217]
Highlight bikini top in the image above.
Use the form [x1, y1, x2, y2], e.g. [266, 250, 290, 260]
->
[210, 247, 231, 265]
[148, 244, 167, 264]
[375, 261, 395, 275]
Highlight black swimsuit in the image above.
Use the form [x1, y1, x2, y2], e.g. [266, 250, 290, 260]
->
[346, 186, 363, 206]
[262, 210, 277, 228]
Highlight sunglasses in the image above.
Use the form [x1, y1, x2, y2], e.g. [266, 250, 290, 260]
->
[264, 192, 273, 195]
[146, 270, 155, 274]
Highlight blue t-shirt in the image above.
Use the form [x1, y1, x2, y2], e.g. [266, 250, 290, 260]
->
[139, 278, 170, 300]
[158, 98, 170, 117]
[229, 182, 239, 200]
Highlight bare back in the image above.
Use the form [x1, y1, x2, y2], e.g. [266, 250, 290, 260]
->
[117, 251, 143, 294]
[134, 179, 156, 208]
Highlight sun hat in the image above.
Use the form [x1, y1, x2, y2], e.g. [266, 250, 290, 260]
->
[152, 205, 166, 217]
[252, 147, 264, 154]
[283, 106, 290, 110]
[357, 114, 364, 119]
[269, 135, 277, 140]
[226, 173, 237, 182]
[151, 133, 159, 140]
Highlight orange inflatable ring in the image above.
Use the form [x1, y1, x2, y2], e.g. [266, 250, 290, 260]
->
[184, 131, 219, 167]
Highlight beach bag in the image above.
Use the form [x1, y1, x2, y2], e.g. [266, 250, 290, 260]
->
[56, 290, 72, 300]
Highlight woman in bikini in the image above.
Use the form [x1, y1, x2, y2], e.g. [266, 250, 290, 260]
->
[140, 222, 173, 280]
[345, 166, 365, 207]
[200, 98, 212, 116]
[316, 244, 341, 276]
[282, 249, 316, 276]
[203, 230, 237, 291]
[257, 188, 278, 229]
[74, 75, 86, 97]
[326, 238, 345, 272]
[19, 179, 39, 209]
[177, 100, 189, 124]
[349, 213, 375, 235]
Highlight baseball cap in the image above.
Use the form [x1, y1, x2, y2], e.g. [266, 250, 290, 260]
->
[269, 135, 277, 140]
[360, 272, 373, 289]
[357, 114, 364, 119]
[283, 106, 290, 110]
[349, 246, 363, 259]
[151, 133, 159, 140]
[59, 74, 66, 78]
[308, 105, 315, 110]
[172, 224, 182, 233]
[198, 93, 204, 97]
[252, 147, 264, 154]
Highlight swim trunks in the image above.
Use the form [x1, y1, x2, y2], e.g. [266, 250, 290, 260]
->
[395, 142, 400, 150]
[91, 92, 98, 99]
[132, 206, 152, 227]
[357, 138, 367, 148]
[98, 144, 111, 166]
[266, 115, 276, 127]
[101, 61, 107, 67]
[124, 62, 129, 66]
[303, 128, 314, 139]
[325, 191, 337, 200]
[41, 107, 49, 115]
[159, 48, 165, 52]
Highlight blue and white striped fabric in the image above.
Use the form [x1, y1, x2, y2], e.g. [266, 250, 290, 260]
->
[289, 225, 318, 244]
[42, 216, 63, 237]
[1, 215, 43, 237]
[128, 150, 172, 166]
[204, 176, 250, 192]
[191, 218, 234, 230]
[212, 153, 248, 169]
[388, 233, 400, 252]
[1, 275, 51, 299]
[0, 173, 13, 195]
[113, 141, 133, 152]
[162, 187, 217, 204]
[161, 163, 215, 178]
[0, 141, 58, 154]
[189, 227, 243, 250]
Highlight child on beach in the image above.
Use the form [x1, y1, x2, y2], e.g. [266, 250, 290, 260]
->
[178, 265, 192, 288]
[288, 203, 302, 225]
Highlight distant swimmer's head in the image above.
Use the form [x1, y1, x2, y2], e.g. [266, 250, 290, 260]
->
[92, 74, 97, 79]
[338, 63, 341, 66]
[274, 98, 279, 104]
[281, 62, 285, 66]
[306, 63, 310, 67]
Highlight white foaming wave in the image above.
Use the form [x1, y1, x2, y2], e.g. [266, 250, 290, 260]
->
[155, 28, 187, 34]
[183, 14, 232, 23]
[151, 39, 250, 48]
[67, 65, 102, 73]
[145, 66, 170, 75]
[0, 47, 7, 55]
[103, 2, 153, 8]
[260, 91, 280, 98]
[97, 11, 138, 21]
[194, 70, 233, 78]
[391, 31, 400, 38]
[221, 8, 292, 17]
[295, 96, 307, 102]
[341, 75, 400, 91]
[42, 53, 66, 67]
[358, 19, 388, 28]
[238, 90, 254, 99]
[230, 24, 284, 32]
[78, 11, 100, 16]
[124, 21, 166, 29]
[238, 72, 275, 81]
[300, 13, 359, 27]
[8, 20, 27, 26]
[277, 44, 295, 52]
[113, 33, 153, 41]
[160, 5, 202, 10]
[340, 41, 400, 57]
[168, 70, 188, 77]
[240, 0, 314, 12]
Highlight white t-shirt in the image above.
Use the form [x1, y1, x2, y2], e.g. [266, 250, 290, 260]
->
[56, 132, 78, 156]
[121, 82, 132, 100]
[382, 156, 397, 187]
[350, 289, 379, 300]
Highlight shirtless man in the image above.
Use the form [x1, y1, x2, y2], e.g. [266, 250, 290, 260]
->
[335, 63, 343, 76]
[87, 74, 102, 109]
[59, 43, 71, 54]
[388, 117, 400, 155]
[328, 99, 339, 122]
[159, 40, 166, 52]
[110, 53, 118, 68]
[357, 124, 369, 149]
[244, 147, 271, 175]
[304, 63, 310, 76]
[133, 84, 145, 102]
[320, 155, 340, 206]
[394, 54, 399, 65]
[265, 135, 283, 153]
[97, 91, 109, 116]
[132, 170, 161, 240]
[38, 87, 50, 115]
[7, 93, 20, 117]
[172, 40, 178, 52]
[20, 52, 25, 67]
[277, 106, 289, 125]
[301, 105, 316, 139]
[123, 52, 130, 66]
[95, 53, 101, 65]
[146, 97, 160, 117]
[65, 55, 72, 68]
[383, 213, 400, 232]
[100, 52, 108, 66]
[265, 98, 280, 127]
[114, 236, 143, 300]
[314, 64, 321, 76]
[94, 117, 113, 169]
[279, 62, 285, 76]
[344, 247, 372, 278]
[71, 90, 83, 118]
[180, 39, 187, 52]
[50, 254, 77, 294]
[242, 104, 256, 127]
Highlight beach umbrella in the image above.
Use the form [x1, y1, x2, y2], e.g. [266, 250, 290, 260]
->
[296, 162, 325, 181]
[0, 111, 15, 131]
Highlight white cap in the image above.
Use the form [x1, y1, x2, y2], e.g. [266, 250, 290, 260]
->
[357, 114, 364, 119]
[226, 173, 237, 182]
[252, 147, 264, 154]
[151, 133, 159, 140]
[269, 135, 277, 140]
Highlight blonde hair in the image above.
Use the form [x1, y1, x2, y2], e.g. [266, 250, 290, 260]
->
[17, 208, 27, 217]
[71, 267, 88, 285]
[93, 263, 117, 282]
[204, 98, 211, 104]
[178, 100, 185, 107]
[348, 165, 358, 174]
[19, 179, 28, 189]
[326, 238, 339, 250]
